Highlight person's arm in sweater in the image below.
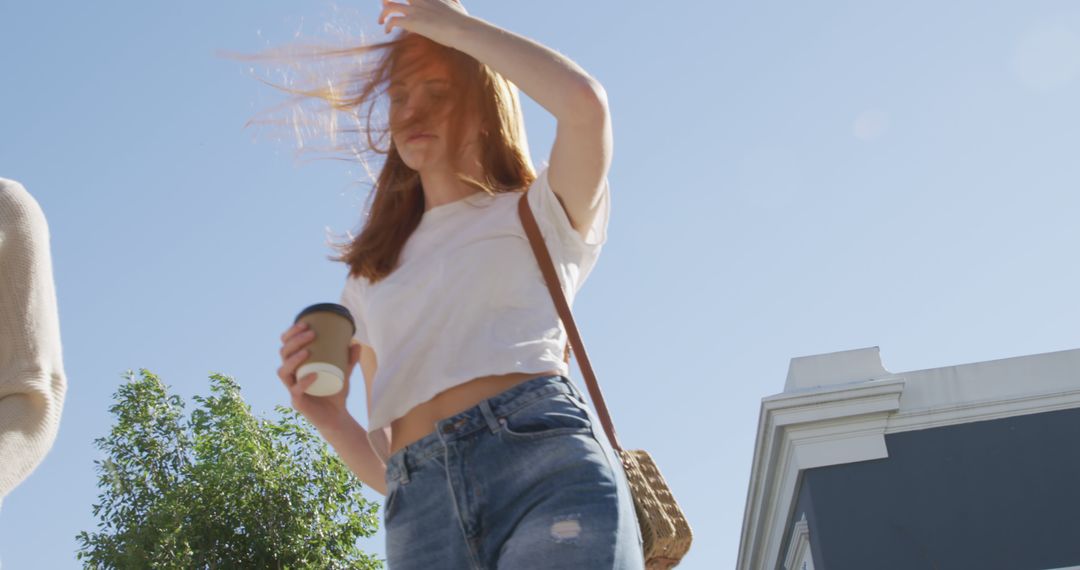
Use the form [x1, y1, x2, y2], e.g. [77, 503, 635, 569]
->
[0, 178, 67, 508]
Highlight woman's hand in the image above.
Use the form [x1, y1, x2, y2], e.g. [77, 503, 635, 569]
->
[277, 321, 362, 432]
[378, 0, 471, 45]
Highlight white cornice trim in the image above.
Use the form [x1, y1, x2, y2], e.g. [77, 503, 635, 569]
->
[887, 386, 1080, 434]
[737, 378, 905, 570]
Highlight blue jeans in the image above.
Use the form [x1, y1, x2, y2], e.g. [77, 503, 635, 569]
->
[382, 374, 645, 569]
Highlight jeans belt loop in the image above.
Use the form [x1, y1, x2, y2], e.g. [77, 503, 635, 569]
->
[478, 399, 501, 434]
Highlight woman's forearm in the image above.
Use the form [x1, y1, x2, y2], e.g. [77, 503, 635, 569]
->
[316, 414, 388, 496]
[446, 15, 607, 125]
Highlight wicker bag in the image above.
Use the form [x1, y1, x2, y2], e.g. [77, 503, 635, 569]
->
[518, 191, 693, 568]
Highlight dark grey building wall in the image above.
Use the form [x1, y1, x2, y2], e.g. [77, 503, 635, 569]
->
[779, 406, 1080, 570]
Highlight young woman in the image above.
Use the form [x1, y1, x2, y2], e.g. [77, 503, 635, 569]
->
[274, 2, 641, 567]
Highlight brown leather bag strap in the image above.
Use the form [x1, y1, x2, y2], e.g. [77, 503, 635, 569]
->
[518, 191, 623, 453]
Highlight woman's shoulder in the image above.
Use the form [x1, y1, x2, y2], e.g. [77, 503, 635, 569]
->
[343, 271, 372, 291]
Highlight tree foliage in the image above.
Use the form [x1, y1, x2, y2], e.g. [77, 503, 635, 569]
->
[76, 369, 383, 569]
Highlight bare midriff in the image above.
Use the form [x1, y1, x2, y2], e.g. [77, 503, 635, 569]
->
[388, 370, 562, 456]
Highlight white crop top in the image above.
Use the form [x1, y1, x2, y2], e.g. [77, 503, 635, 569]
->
[338, 163, 610, 463]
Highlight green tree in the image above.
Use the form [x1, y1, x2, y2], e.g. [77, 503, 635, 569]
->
[76, 369, 383, 569]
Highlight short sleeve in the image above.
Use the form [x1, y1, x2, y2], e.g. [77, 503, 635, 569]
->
[338, 276, 372, 346]
[526, 165, 611, 291]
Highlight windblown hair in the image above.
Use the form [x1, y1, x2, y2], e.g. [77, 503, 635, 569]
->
[235, 30, 536, 283]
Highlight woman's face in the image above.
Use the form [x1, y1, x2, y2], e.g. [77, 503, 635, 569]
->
[389, 64, 480, 173]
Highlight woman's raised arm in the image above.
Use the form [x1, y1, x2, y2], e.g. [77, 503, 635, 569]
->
[378, 1, 613, 235]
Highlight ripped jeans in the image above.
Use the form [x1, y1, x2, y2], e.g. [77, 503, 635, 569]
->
[381, 374, 644, 569]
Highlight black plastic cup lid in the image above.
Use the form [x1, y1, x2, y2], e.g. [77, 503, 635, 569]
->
[294, 303, 356, 335]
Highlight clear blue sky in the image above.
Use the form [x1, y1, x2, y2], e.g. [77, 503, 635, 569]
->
[3, 1, 1080, 567]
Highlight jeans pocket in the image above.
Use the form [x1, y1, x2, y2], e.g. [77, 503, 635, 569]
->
[497, 393, 593, 441]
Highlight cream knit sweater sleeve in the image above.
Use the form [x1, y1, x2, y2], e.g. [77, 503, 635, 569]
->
[0, 178, 67, 509]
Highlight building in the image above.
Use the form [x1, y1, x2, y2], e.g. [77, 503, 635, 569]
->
[737, 346, 1080, 570]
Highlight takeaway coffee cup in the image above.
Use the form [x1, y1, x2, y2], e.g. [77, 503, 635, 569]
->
[293, 303, 356, 397]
